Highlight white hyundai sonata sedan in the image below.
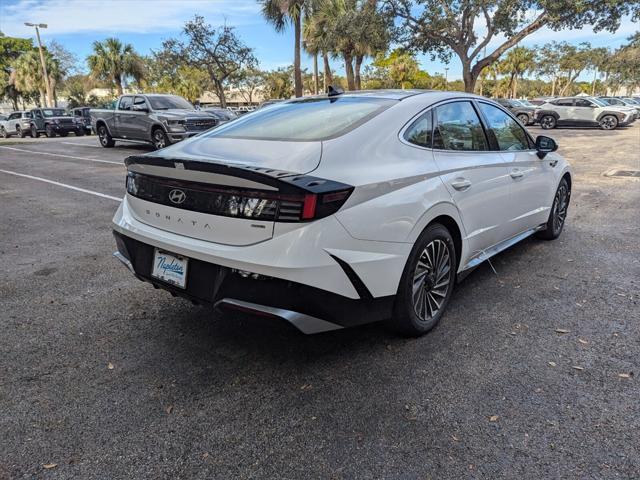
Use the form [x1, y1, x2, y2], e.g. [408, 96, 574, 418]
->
[112, 90, 571, 336]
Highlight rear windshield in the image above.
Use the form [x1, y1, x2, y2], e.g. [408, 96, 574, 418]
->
[202, 97, 396, 141]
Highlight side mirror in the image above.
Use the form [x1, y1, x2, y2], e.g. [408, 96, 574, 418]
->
[535, 135, 558, 159]
[132, 105, 148, 112]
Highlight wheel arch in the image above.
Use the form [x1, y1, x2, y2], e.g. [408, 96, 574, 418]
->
[538, 110, 560, 120]
[95, 119, 111, 136]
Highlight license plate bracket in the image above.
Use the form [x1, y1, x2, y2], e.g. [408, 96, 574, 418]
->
[151, 249, 188, 289]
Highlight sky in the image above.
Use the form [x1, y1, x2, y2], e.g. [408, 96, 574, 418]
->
[0, 0, 637, 81]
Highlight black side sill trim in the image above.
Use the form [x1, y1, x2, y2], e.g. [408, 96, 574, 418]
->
[329, 254, 374, 301]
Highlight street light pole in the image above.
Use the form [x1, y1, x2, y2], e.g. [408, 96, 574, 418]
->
[24, 22, 53, 108]
[444, 67, 449, 90]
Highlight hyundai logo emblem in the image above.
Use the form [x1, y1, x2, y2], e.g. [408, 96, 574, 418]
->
[168, 189, 187, 205]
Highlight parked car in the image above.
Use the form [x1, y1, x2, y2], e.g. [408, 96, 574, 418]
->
[0, 114, 7, 122]
[90, 94, 220, 149]
[201, 107, 238, 124]
[529, 96, 555, 106]
[598, 97, 640, 118]
[112, 90, 571, 336]
[69, 106, 93, 134]
[535, 96, 635, 130]
[493, 98, 537, 125]
[29, 108, 85, 137]
[0, 111, 32, 138]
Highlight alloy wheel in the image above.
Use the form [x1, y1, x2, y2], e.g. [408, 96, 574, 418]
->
[541, 116, 555, 129]
[99, 127, 108, 146]
[153, 130, 166, 149]
[600, 116, 617, 130]
[517, 114, 529, 125]
[412, 239, 452, 320]
[552, 183, 569, 234]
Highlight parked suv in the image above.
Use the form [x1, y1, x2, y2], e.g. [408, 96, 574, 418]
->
[493, 98, 537, 125]
[90, 94, 220, 149]
[30, 108, 85, 137]
[0, 111, 33, 138]
[69, 107, 93, 134]
[598, 97, 640, 118]
[535, 96, 635, 130]
[113, 91, 571, 336]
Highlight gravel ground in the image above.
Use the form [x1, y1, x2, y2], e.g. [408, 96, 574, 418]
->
[0, 125, 639, 479]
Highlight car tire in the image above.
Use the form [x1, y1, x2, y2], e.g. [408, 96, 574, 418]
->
[76, 128, 85, 137]
[536, 177, 570, 241]
[540, 115, 557, 130]
[17, 126, 27, 138]
[0, 127, 8, 138]
[60, 132, 68, 137]
[517, 113, 530, 125]
[45, 125, 56, 138]
[599, 115, 618, 130]
[30, 125, 40, 138]
[97, 125, 115, 148]
[390, 223, 457, 337]
[152, 128, 169, 150]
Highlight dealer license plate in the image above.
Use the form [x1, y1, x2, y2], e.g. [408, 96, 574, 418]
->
[151, 249, 188, 289]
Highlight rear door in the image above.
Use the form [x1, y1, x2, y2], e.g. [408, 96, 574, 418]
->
[551, 98, 574, 124]
[571, 98, 598, 124]
[115, 96, 134, 137]
[477, 101, 556, 235]
[130, 96, 151, 140]
[432, 101, 513, 257]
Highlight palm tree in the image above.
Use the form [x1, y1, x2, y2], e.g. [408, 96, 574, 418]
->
[261, 0, 306, 97]
[12, 49, 61, 106]
[498, 47, 535, 98]
[87, 38, 144, 95]
[303, 5, 333, 90]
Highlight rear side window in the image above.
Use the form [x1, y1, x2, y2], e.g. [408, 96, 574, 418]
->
[203, 97, 395, 141]
[433, 101, 488, 151]
[478, 103, 530, 151]
[119, 96, 133, 111]
[404, 110, 433, 148]
[553, 99, 573, 106]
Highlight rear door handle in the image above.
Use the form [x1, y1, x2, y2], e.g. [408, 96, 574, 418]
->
[510, 169, 525, 179]
[451, 178, 472, 191]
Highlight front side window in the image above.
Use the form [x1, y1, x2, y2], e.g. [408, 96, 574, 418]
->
[575, 99, 595, 108]
[433, 101, 488, 151]
[147, 95, 193, 110]
[404, 110, 433, 148]
[9, 113, 19, 120]
[203, 97, 395, 141]
[133, 96, 148, 109]
[479, 103, 530, 151]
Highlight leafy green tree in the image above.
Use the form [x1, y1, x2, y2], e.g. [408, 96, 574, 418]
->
[303, 4, 333, 89]
[263, 66, 295, 99]
[158, 16, 256, 107]
[232, 67, 265, 104]
[389, 0, 640, 92]
[0, 32, 34, 109]
[12, 49, 62, 106]
[87, 38, 145, 95]
[63, 74, 100, 108]
[261, 0, 306, 97]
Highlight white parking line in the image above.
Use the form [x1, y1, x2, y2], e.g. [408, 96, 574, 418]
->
[0, 169, 122, 202]
[61, 141, 103, 148]
[0, 145, 122, 165]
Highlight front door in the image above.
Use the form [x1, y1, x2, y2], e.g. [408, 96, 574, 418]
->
[569, 98, 598, 125]
[477, 101, 556, 235]
[432, 101, 513, 260]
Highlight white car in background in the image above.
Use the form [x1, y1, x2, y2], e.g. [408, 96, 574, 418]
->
[0, 111, 33, 138]
[535, 96, 636, 130]
[113, 90, 572, 336]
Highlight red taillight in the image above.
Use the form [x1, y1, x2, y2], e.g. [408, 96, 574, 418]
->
[301, 194, 317, 219]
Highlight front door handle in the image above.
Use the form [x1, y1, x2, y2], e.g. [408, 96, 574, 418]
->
[451, 178, 472, 191]
[510, 169, 525, 179]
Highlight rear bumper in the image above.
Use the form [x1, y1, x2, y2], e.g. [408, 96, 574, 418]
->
[113, 230, 394, 332]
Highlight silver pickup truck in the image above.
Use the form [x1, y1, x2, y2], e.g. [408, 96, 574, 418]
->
[90, 94, 220, 149]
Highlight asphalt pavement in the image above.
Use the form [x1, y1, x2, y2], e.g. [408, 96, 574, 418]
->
[0, 127, 639, 479]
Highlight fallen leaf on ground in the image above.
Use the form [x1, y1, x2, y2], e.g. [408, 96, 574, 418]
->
[548, 362, 557, 367]
[165, 405, 174, 414]
[451, 435, 459, 441]
[43, 464, 57, 469]
[618, 373, 632, 379]
[572, 366, 584, 371]
[488, 415, 499, 422]
[555, 328, 570, 334]
[300, 384, 313, 391]
[107, 362, 114, 370]
[578, 339, 589, 345]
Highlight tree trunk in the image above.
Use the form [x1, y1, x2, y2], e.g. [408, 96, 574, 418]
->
[354, 55, 363, 90]
[215, 81, 227, 108]
[512, 75, 518, 99]
[294, 15, 303, 97]
[344, 53, 355, 91]
[115, 76, 123, 96]
[551, 77, 556, 96]
[462, 64, 477, 93]
[323, 52, 333, 90]
[313, 52, 319, 95]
